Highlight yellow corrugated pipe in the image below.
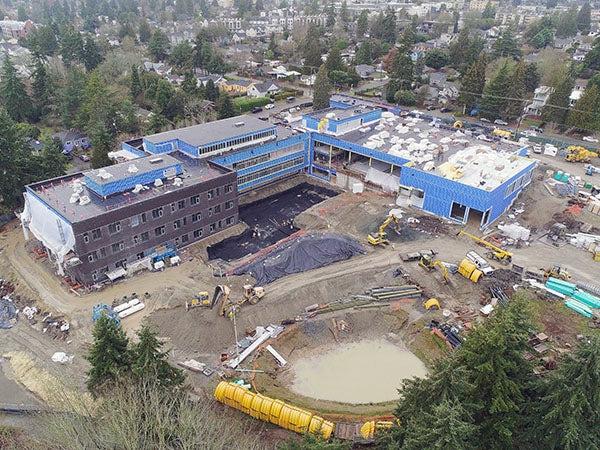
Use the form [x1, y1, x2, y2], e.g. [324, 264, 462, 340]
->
[214, 381, 334, 440]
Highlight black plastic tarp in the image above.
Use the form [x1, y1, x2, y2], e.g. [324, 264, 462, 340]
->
[0, 298, 17, 329]
[233, 233, 365, 285]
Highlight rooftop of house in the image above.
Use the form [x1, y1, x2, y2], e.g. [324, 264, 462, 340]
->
[143, 115, 273, 147]
[28, 152, 230, 223]
[340, 112, 532, 191]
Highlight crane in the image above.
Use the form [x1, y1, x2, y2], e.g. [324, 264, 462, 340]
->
[367, 214, 401, 246]
[457, 230, 513, 264]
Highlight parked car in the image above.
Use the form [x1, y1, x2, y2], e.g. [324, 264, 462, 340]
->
[78, 154, 91, 162]
[251, 106, 263, 113]
[583, 136, 599, 143]
[264, 103, 275, 110]
[494, 119, 508, 126]
[299, 101, 313, 108]
[480, 117, 491, 123]
[286, 96, 296, 103]
[440, 107, 453, 113]
[532, 145, 543, 154]
[530, 126, 544, 133]
[522, 130, 537, 137]
[426, 105, 437, 111]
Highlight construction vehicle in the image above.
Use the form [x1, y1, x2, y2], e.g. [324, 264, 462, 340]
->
[585, 164, 600, 176]
[457, 230, 513, 264]
[214, 381, 393, 443]
[400, 249, 437, 262]
[492, 128, 512, 139]
[423, 298, 441, 310]
[453, 120, 463, 129]
[466, 251, 494, 275]
[541, 266, 571, 281]
[219, 285, 264, 318]
[418, 254, 450, 283]
[458, 258, 483, 283]
[185, 291, 214, 311]
[367, 214, 401, 246]
[565, 146, 596, 163]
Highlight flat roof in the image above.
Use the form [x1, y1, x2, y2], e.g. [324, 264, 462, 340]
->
[143, 115, 274, 147]
[308, 105, 379, 121]
[29, 152, 230, 223]
[341, 113, 533, 191]
[84, 154, 180, 185]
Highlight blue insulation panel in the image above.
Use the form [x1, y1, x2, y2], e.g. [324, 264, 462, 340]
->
[121, 142, 147, 158]
[238, 163, 306, 191]
[211, 134, 309, 167]
[236, 151, 307, 177]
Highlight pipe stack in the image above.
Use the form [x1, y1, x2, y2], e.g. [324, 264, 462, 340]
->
[366, 285, 422, 302]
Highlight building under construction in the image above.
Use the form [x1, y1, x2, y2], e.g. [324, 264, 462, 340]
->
[21, 100, 536, 285]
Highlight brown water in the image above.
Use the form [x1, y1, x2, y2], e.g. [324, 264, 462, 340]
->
[290, 339, 427, 404]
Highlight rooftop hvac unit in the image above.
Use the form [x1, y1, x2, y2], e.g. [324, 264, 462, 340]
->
[69, 193, 80, 204]
[154, 178, 164, 187]
[97, 168, 113, 180]
[234, 121, 245, 127]
[79, 195, 91, 206]
[149, 157, 163, 164]
[173, 177, 183, 186]
[128, 164, 139, 173]
[132, 184, 144, 193]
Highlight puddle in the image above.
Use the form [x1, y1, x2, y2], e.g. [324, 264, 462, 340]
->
[208, 183, 338, 261]
[290, 339, 427, 404]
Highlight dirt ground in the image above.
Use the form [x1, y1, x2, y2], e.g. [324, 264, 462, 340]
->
[2, 159, 600, 419]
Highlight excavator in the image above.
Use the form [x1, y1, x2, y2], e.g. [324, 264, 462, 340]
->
[418, 254, 450, 284]
[367, 214, 401, 246]
[565, 146, 597, 163]
[457, 230, 513, 265]
[185, 291, 213, 311]
[219, 285, 265, 319]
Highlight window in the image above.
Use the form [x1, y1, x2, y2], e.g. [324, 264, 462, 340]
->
[209, 223, 216, 232]
[141, 232, 150, 242]
[214, 204, 221, 214]
[178, 199, 185, 209]
[88, 252, 95, 262]
[208, 207, 213, 217]
[136, 252, 144, 260]
[181, 234, 189, 244]
[225, 200, 234, 210]
[108, 222, 122, 234]
[152, 207, 164, 219]
[91, 271, 98, 282]
[190, 195, 200, 205]
[155, 226, 165, 237]
[225, 184, 233, 193]
[218, 220, 222, 229]
[91, 228, 102, 240]
[99, 247, 107, 258]
[193, 228, 203, 238]
[130, 215, 139, 227]
[116, 259, 127, 269]
[173, 219, 182, 230]
[133, 234, 140, 244]
[112, 241, 125, 253]
[171, 203, 176, 212]
[207, 189, 214, 200]
[140, 212, 147, 223]
[215, 187, 220, 196]
[226, 216, 235, 225]
[192, 212, 202, 223]
[83, 232, 90, 244]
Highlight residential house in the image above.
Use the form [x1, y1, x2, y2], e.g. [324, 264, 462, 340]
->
[143, 61, 171, 76]
[0, 19, 34, 39]
[524, 85, 554, 116]
[355, 64, 375, 80]
[267, 65, 301, 79]
[218, 78, 256, 95]
[247, 81, 280, 98]
[197, 73, 224, 87]
[570, 79, 588, 107]
[231, 31, 246, 44]
[52, 130, 91, 154]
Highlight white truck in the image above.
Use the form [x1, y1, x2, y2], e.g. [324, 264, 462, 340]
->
[466, 251, 495, 275]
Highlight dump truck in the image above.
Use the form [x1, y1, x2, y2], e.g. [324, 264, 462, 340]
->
[214, 381, 393, 443]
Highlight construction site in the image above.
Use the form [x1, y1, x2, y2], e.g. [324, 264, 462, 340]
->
[3, 100, 600, 445]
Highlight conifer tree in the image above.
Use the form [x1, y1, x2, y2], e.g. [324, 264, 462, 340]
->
[216, 92, 235, 119]
[130, 65, 142, 98]
[542, 73, 573, 127]
[567, 85, 600, 132]
[313, 64, 332, 110]
[0, 56, 32, 122]
[356, 10, 369, 39]
[480, 62, 511, 119]
[458, 54, 486, 113]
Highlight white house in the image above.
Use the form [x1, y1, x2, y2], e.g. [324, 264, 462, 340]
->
[570, 79, 588, 107]
[524, 85, 554, 116]
[267, 65, 301, 79]
[300, 74, 317, 86]
[247, 81, 281, 98]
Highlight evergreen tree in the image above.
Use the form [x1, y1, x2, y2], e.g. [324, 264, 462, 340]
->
[493, 28, 521, 59]
[555, 7, 578, 38]
[138, 19, 152, 43]
[381, 7, 397, 44]
[424, 49, 449, 70]
[458, 54, 487, 113]
[59, 25, 84, 66]
[302, 25, 323, 70]
[481, 1, 496, 20]
[31, 59, 52, 120]
[523, 63, 540, 93]
[577, 2, 591, 35]
[583, 39, 600, 71]
[480, 62, 512, 119]
[389, 46, 413, 90]
[148, 29, 170, 61]
[169, 41, 194, 70]
[567, 85, 600, 132]
[325, 46, 344, 73]
[506, 62, 527, 121]
[81, 35, 103, 71]
[340, 0, 349, 30]
[205, 79, 219, 102]
[130, 65, 142, 98]
[313, 64, 332, 110]
[357, 10, 369, 39]
[132, 324, 185, 388]
[86, 316, 131, 395]
[542, 73, 573, 127]
[0, 56, 32, 122]
[370, 12, 385, 40]
[181, 71, 198, 96]
[90, 124, 114, 169]
[216, 92, 235, 119]
[146, 110, 168, 133]
[326, 0, 335, 28]
[60, 67, 86, 128]
[528, 336, 600, 450]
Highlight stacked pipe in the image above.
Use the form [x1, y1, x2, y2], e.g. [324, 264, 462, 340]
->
[489, 286, 509, 306]
[545, 277, 600, 318]
[429, 320, 462, 349]
[366, 285, 422, 302]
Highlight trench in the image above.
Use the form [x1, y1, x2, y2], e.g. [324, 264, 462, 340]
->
[207, 182, 338, 261]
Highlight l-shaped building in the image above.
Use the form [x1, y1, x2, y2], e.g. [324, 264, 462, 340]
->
[21, 97, 536, 286]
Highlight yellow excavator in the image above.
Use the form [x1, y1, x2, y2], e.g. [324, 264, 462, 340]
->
[368, 214, 401, 246]
[565, 146, 596, 163]
[418, 254, 450, 284]
[457, 230, 513, 264]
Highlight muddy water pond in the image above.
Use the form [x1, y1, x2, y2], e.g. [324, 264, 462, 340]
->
[290, 339, 427, 404]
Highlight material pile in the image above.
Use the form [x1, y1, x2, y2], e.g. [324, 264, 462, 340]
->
[0, 297, 17, 329]
[545, 277, 600, 318]
[233, 233, 364, 285]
